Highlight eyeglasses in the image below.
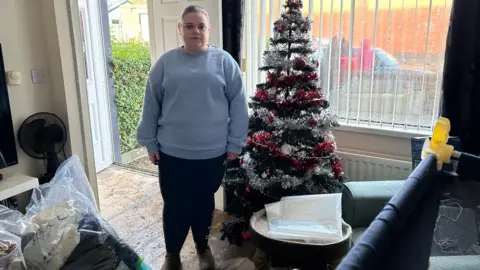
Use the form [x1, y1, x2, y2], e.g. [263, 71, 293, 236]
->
[182, 24, 208, 32]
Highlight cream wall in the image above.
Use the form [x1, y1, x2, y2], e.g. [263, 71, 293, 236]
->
[0, 0, 54, 177]
[334, 129, 411, 161]
[0, 0, 97, 201]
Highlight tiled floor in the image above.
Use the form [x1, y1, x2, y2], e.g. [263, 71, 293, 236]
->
[124, 156, 156, 172]
[97, 166, 256, 269]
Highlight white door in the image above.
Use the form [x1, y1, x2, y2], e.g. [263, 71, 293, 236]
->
[149, 0, 222, 61]
[78, 0, 114, 172]
[148, 0, 224, 210]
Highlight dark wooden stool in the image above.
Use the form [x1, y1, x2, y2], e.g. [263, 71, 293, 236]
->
[249, 209, 352, 270]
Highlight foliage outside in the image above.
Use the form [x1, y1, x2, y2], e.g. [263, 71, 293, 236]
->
[111, 40, 151, 153]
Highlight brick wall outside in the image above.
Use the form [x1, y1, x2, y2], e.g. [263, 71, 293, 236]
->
[310, 6, 451, 55]
[259, 5, 452, 56]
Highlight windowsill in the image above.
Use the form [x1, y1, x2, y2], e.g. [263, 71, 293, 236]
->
[334, 123, 432, 139]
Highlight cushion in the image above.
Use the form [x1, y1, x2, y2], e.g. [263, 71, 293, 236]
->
[430, 255, 480, 269]
[351, 227, 367, 245]
[342, 181, 405, 228]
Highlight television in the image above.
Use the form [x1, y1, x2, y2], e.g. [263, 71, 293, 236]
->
[0, 44, 18, 167]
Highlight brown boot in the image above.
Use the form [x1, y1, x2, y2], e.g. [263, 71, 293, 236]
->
[161, 253, 181, 270]
[197, 245, 215, 270]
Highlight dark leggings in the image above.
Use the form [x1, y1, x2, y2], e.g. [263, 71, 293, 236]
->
[158, 151, 227, 254]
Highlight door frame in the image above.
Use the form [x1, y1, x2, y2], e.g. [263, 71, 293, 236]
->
[77, 0, 116, 172]
[99, 0, 122, 164]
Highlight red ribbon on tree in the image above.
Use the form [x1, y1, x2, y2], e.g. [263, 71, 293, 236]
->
[255, 89, 269, 101]
[314, 141, 335, 156]
[268, 73, 319, 89]
[332, 160, 342, 178]
[249, 132, 328, 173]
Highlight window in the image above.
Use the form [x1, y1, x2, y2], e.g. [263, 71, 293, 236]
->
[242, 0, 452, 133]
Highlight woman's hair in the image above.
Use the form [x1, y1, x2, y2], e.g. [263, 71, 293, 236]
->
[181, 5, 209, 22]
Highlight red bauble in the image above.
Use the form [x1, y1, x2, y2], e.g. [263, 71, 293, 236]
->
[243, 231, 250, 240]
[254, 111, 259, 117]
[295, 58, 306, 69]
[280, 25, 286, 31]
[310, 119, 318, 127]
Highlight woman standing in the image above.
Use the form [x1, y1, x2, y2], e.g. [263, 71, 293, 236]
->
[137, 4, 249, 270]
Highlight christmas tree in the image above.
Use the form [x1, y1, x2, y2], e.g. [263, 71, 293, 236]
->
[221, 0, 345, 245]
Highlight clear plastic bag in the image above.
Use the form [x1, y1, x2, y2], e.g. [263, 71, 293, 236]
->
[0, 205, 34, 238]
[19, 155, 150, 270]
[265, 193, 343, 243]
[0, 230, 26, 270]
[25, 155, 97, 218]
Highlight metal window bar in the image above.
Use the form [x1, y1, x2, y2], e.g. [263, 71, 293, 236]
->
[308, 0, 314, 39]
[368, 0, 379, 126]
[404, 0, 419, 130]
[259, 0, 267, 82]
[278, 0, 283, 17]
[336, 0, 345, 116]
[251, 0, 258, 89]
[356, 0, 367, 125]
[326, 0, 334, 100]
[318, 0, 324, 81]
[418, 0, 434, 130]
[391, 0, 406, 129]
[345, 0, 355, 124]
[246, 0, 254, 97]
[431, 0, 449, 128]
[242, 0, 451, 132]
[380, 0, 392, 127]
[269, 0, 275, 40]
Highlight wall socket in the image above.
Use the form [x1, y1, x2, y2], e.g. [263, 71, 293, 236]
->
[31, 69, 45, 83]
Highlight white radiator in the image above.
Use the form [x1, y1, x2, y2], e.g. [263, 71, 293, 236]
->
[337, 151, 412, 182]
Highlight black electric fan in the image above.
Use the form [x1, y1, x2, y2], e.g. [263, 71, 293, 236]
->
[18, 112, 67, 184]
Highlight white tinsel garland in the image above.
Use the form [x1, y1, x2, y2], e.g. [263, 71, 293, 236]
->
[222, 176, 246, 187]
[263, 52, 294, 70]
[263, 49, 317, 70]
[238, 152, 335, 193]
[252, 107, 338, 137]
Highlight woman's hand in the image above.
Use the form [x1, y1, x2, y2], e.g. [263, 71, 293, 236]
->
[228, 152, 239, 160]
[149, 151, 160, 165]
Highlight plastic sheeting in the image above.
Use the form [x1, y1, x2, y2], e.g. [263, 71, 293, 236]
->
[265, 193, 343, 243]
